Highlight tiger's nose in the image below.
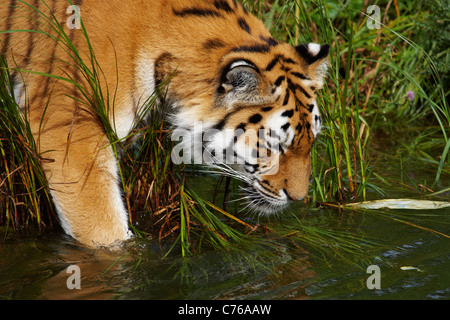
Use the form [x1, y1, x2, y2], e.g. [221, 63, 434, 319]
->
[283, 189, 303, 201]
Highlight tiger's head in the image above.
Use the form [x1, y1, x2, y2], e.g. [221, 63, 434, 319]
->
[169, 41, 329, 214]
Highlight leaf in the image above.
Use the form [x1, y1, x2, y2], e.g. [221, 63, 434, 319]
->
[344, 199, 450, 210]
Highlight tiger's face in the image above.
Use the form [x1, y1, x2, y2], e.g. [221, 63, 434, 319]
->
[171, 42, 329, 215]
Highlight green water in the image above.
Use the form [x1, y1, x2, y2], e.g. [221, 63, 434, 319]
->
[1, 157, 449, 300]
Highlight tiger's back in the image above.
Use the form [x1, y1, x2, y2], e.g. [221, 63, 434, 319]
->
[0, 0, 329, 247]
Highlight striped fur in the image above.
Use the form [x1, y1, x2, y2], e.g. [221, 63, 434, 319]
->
[0, 0, 329, 247]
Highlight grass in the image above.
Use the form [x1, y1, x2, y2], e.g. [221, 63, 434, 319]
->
[1, 0, 449, 264]
[0, 53, 56, 233]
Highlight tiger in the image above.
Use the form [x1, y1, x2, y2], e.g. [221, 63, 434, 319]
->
[0, 0, 329, 247]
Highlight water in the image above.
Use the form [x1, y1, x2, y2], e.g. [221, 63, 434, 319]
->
[1, 197, 449, 300]
[1, 160, 449, 300]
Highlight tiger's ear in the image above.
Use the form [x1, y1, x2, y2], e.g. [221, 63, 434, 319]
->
[295, 43, 329, 89]
[217, 60, 262, 108]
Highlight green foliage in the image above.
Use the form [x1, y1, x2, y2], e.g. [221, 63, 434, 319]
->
[416, 0, 450, 90]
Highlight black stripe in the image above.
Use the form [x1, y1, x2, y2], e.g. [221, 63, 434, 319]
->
[203, 38, 226, 50]
[295, 95, 309, 112]
[268, 129, 280, 140]
[265, 55, 281, 72]
[274, 75, 285, 87]
[173, 7, 222, 18]
[282, 89, 290, 106]
[249, 114, 262, 124]
[258, 182, 277, 196]
[237, 17, 251, 34]
[287, 78, 311, 99]
[256, 141, 267, 151]
[281, 109, 294, 118]
[230, 44, 270, 54]
[282, 57, 296, 64]
[265, 55, 296, 72]
[306, 122, 311, 133]
[259, 35, 278, 47]
[281, 123, 290, 131]
[2, 0, 17, 55]
[214, 0, 233, 13]
[291, 72, 310, 80]
[25, 0, 40, 63]
[298, 83, 312, 99]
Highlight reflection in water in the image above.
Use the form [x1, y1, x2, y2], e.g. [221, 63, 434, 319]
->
[0, 229, 318, 300]
[0, 232, 136, 299]
[40, 244, 132, 300]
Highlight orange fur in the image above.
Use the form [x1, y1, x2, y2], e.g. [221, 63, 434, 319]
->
[0, 0, 329, 247]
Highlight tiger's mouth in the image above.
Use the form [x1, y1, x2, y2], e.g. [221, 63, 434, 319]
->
[204, 163, 290, 215]
[241, 182, 289, 215]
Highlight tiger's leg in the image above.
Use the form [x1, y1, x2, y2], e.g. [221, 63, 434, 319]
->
[32, 95, 131, 247]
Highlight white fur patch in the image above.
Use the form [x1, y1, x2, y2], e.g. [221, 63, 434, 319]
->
[48, 188, 75, 239]
[136, 55, 156, 100]
[264, 110, 294, 150]
[110, 54, 156, 140]
[105, 152, 131, 239]
[114, 106, 137, 140]
[311, 102, 322, 137]
[308, 43, 321, 56]
[12, 79, 26, 110]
